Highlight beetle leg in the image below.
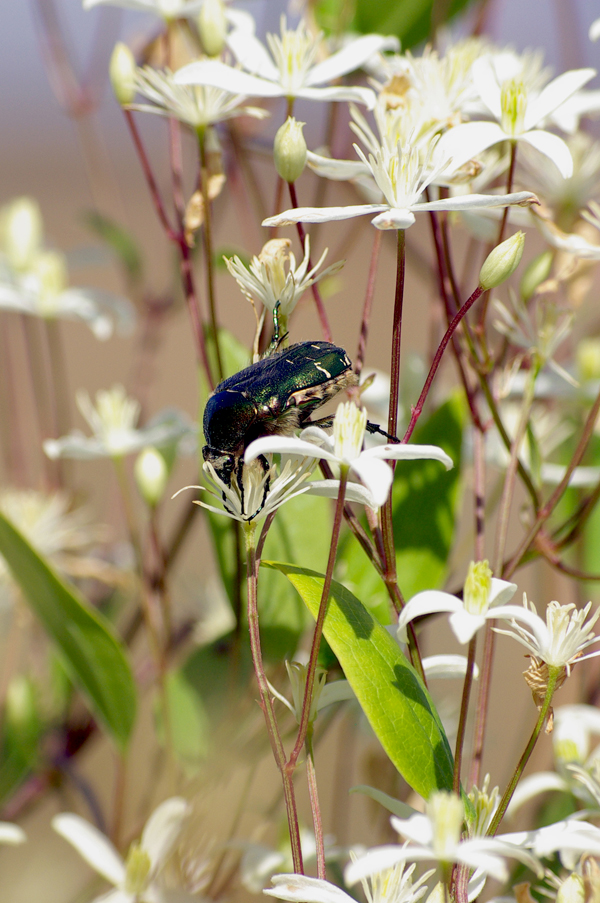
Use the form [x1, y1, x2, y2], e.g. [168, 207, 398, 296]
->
[305, 415, 399, 443]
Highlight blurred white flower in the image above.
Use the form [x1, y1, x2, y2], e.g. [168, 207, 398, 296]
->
[83, 0, 204, 19]
[53, 797, 191, 903]
[174, 17, 398, 107]
[44, 385, 195, 460]
[437, 56, 595, 178]
[0, 823, 26, 845]
[0, 197, 134, 340]
[130, 66, 269, 129]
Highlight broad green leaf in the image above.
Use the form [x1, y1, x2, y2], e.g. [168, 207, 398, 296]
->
[264, 562, 454, 798]
[393, 394, 464, 598]
[0, 512, 136, 751]
[315, 0, 477, 49]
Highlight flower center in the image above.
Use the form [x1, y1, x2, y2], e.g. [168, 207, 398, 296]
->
[463, 560, 493, 615]
[124, 842, 152, 895]
[426, 792, 464, 860]
[500, 78, 527, 134]
[333, 402, 367, 462]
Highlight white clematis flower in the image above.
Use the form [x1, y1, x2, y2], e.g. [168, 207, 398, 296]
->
[345, 792, 541, 894]
[0, 822, 26, 845]
[437, 56, 595, 178]
[493, 597, 600, 674]
[174, 17, 398, 108]
[397, 560, 518, 645]
[245, 402, 453, 510]
[53, 797, 191, 903]
[44, 385, 195, 460]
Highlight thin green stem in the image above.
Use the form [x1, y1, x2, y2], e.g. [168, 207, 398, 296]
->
[199, 128, 224, 381]
[487, 666, 560, 835]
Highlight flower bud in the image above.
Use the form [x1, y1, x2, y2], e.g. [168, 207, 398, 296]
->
[197, 0, 227, 57]
[274, 117, 307, 183]
[520, 249, 552, 301]
[479, 231, 525, 290]
[1, 197, 43, 271]
[135, 447, 168, 507]
[109, 42, 137, 106]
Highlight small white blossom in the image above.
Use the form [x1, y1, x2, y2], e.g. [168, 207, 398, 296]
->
[437, 56, 595, 178]
[224, 236, 343, 317]
[130, 66, 268, 129]
[53, 797, 191, 903]
[345, 792, 541, 893]
[0, 823, 26, 845]
[494, 597, 600, 674]
[174, 17, 398, 107]
[44, 386, 195, 460]
[266, 857, 433, 903]
[245, 402, 453, 510]
[397, 560, 518, 645]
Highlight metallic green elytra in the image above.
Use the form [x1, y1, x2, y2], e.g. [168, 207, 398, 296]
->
[202, 340, 357, 512]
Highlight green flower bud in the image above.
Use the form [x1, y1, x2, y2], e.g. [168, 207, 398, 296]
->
[274, 117, 307, 183]
[520, 249, 553, 301]
[1, 196, 43, 271]
[134, 447, 168, 507]
[577, 338, 600, 382]
[556, 873, 585, 903]
[109, 42, 137, 106]
[197, 0, 227, 57]
[479, 231, 525, 290]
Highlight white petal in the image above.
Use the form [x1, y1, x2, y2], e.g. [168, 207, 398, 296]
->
[488, 578, 518, 608]
[371, 208, 416, 230]
[297, 85, 377, 107]
[591, 17, 600, 41]
[345, 845, 423, 885]
[174, 60, 282, 98]
[266, 874, 353, 903]
[472, 57, 502, 120]
[449, 609, 485, 644]
[455, 843, 507, 882]
[263, 204, 387, 227]
[52, 814, 125, 886]
[364, 442, 453, 470]
[519, 130, 573, 178]
[525, 68, 596, 130]
[423, 654, 479, 680]
[141, 798, 190, 870]
[226, 29, 278, 81]
[436, 121, 507, 174]
[244, 435, 335, 463]
[507, 772, 569, 814]
[307, 35, 399, 86]
[0, 823, 26, 844]
[307, 480, 377, 508]
[413, 190, 538, 214]
[397, 592, 463, 642]
[351, 455, 393, 508]
[307, 151, 368, 181]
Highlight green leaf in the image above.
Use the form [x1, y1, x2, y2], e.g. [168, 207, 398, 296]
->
[264, 562, 454, 799]
[156, 670, 210, 771]
[0, 512, 136, 751]
[393, 394, 464, 598]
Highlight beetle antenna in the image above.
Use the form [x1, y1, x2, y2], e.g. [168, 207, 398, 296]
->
[265, 301, 288, 356]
